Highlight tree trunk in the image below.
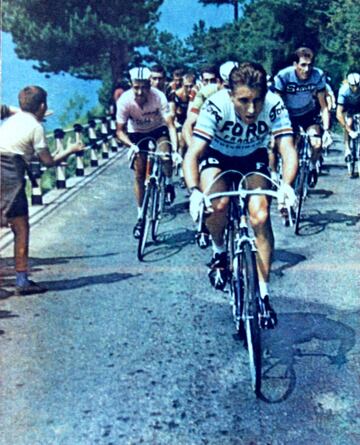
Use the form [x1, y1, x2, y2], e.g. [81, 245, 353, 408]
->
[234, 0, 239, 21]
[110, 41, 130, 83]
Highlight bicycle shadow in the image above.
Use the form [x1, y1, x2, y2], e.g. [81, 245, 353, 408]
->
[257, 311, 356, 403]
[139, 228, 194, 263]
[295, 209, 360, 236]
[272, 249, 307, 277]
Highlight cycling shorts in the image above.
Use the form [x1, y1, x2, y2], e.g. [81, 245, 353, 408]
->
[199, 147, 270, 179]
[129, 126, 169, 151]
[290, 109, 321, 133]
[344, 104, 360, 116]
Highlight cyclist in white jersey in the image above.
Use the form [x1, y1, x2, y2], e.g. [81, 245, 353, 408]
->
[274, 47, 331, 187]
[183, 62, 298, 327]
[116, 67, 178, 238]
[336, 72, 360, 163]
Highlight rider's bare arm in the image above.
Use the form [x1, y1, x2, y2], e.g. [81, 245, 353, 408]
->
[183, 137, 208, 190]
[164, 114, 178, 153]
[276, 135, 298, 185]
[116, 123, 133, 147]
[336, 104, 351, 132]
[182, 111, 199, 148]
[317, 90, 330, 131]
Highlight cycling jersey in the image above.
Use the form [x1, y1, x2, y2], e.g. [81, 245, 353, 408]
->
[274, 66, 326, 117]
[190, 83, 221, 114]
[116, 87, 170, 133]
[168, 89, 190, 125]
[193, 89, 293, 158]
[337, 83, 360, 115]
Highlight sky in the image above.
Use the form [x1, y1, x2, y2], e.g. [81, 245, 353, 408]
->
[0, 0, 233, 129]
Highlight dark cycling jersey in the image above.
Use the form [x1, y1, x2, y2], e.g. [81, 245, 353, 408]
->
[274, 66, 326, 117]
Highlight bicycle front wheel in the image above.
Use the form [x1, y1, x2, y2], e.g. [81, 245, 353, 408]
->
[137, 185, 152, 261]
[240, 242, 262, 395]
[151, 183, 161, 241]
[294, 164, 306, 235]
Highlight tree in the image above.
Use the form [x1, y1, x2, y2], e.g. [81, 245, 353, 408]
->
[2, 0, 164, 96]
[198, 0, 243, 22]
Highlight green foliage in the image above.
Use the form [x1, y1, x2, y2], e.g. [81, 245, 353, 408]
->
[3, 0, 164, 83]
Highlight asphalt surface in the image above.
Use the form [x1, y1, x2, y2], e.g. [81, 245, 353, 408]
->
[0, 138, 359, 445]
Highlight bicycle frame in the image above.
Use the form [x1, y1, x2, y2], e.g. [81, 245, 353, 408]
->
[348, 113, 360, 177]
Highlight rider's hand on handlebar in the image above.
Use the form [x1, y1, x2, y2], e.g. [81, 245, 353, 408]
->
[349, 130, 359, 140]
[127, 144, 140, 162]
[322, 129, 333, 148]
[189, 188, 205, 223]
[278, 182, 296, 209]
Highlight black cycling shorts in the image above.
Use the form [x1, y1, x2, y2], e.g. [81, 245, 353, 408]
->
[199, 147, 270, 179]
[129, 126, 169, 151]
[290, 109, 321, 133]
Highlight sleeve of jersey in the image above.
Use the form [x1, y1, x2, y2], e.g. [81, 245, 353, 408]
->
[271, 100, 293, 139]
[116, 96, 129, 124]
[33, 124, 48, 153]
[160, 93, 170, 117]
[337, 87, 346, 106]
[192, 101, 218, 142]
[273, 72, 286, 93]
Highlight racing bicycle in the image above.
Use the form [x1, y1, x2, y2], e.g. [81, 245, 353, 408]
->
[347, 113, 360, 178]
[197, 171, 288, 396]
[129, 139, 170, 261]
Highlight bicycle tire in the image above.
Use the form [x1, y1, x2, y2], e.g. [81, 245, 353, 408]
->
[137, 185, 152, 261]
[294, 164, 306, 235]
[240, 242, 262, 395]
[151, 183, 161, 241]
[349, 138, 357, 177]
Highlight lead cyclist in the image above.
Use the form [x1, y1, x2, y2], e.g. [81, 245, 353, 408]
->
[183, 62, 298, 328]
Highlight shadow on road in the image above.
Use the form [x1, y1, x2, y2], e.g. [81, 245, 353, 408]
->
[258, 311, 356, 403]
[272, 249, 307, 277]
[140, 227, 194, 262]
[296, 209, 360, 236]
[0, 272, 140, 300]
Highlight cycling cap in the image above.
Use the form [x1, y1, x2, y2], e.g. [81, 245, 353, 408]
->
[219, 61, 239, 83]
[347, 72, 360, 86]
[129, 67, 152, 81]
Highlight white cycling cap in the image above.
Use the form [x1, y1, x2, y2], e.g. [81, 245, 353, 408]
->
[129, 67, 152, 81]
[219, 61, 239, 83]
[347, 72, 360, 86]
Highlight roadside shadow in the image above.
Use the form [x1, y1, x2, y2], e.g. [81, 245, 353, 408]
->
[296, 209, 360, 236]
[0, 272, 141, 299]
[308, 188, 334, 199]
[258, 311, 356, 403]
[140, 228, 194, 263]
[272, 249, 306, 277]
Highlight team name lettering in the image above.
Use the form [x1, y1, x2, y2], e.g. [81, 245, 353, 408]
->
[219, 120, 269, 139]
[286, 82, 316, 94]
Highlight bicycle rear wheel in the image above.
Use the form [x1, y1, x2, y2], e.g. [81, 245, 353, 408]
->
[240, 242, 262, 395]
[137, 185, 152, 261]
[348, 139, 357, 178]
[294, 164, 306, 235]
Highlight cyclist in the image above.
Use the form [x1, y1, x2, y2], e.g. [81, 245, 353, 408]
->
[182, 61, 238, 148]
[183, 62, 298, 327]
[166, 68, 185, 98]
[168, 72, 196, 187]
[116, 67, 178, 238]
[336, 72, 360, 166]
[0, 86, 84, 295]
[274, 47, 331, 187]
[150, 64, 167, 94]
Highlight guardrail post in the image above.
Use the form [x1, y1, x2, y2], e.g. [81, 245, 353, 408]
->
[109, 115, 118, 152]
[54, 129, 67, 189]
[73, 123, 85, 176]
[88, 120, 99, 167]
[100, 117, 109, 159]
[29, 160, 43, 205]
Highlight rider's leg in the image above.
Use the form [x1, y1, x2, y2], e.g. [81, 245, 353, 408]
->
[157, 135, 176, 203]
[133, 153, 147, 215]
[200, 167, 228, 249]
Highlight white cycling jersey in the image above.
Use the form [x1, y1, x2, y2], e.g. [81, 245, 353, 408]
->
[274, 66, 326, 117]
[116, 87, 170, 133]
[337, 83, 360, 114]
[193, 89, 293, 158]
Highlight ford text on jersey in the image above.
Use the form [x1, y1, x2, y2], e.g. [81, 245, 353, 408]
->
[193, 89, 293, 157]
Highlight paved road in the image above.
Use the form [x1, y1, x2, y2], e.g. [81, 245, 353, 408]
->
[0, 139, 359, 445]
